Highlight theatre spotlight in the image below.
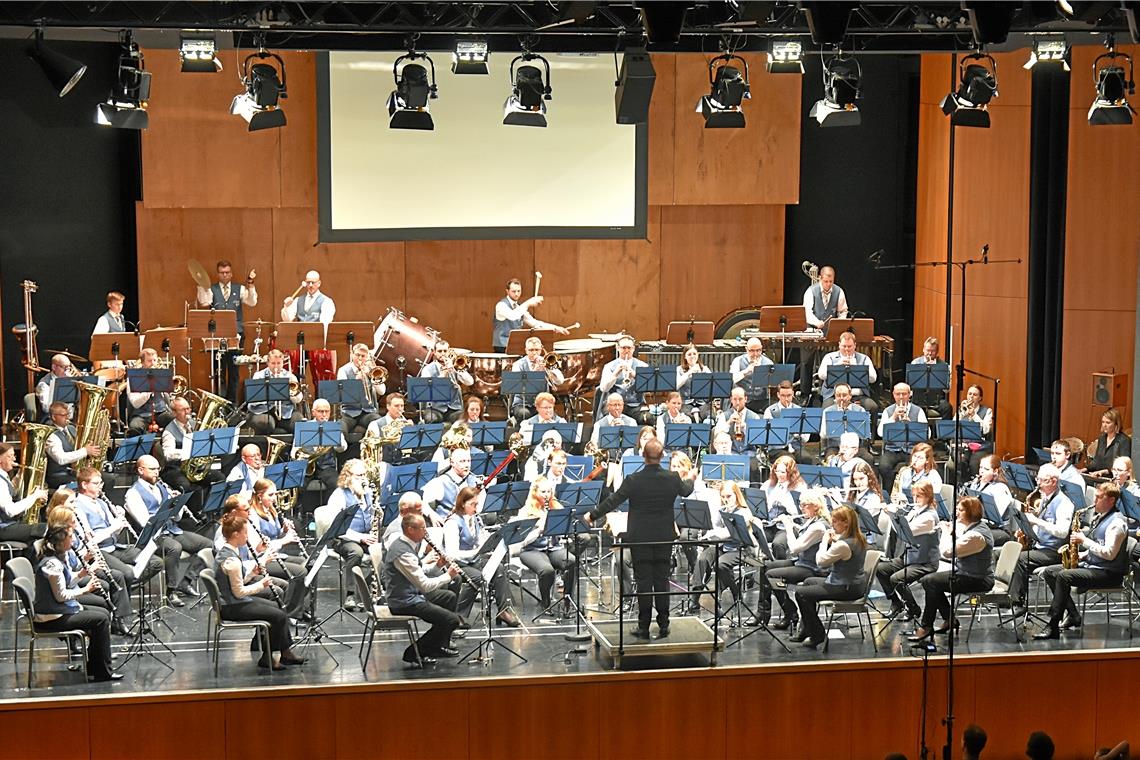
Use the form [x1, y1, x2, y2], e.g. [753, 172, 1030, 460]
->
[503, 53, 552, 127]
[940, 52, 998, 128]
[1023, 38, 1070, 71]
[180, 33, 222, 73]
[809, 53, 861, 127]
[387, 51, 438, 130]
[767, 40, 804, 74]
[1088, 47, 1136, 125]
[452, 40, 489, 75]
[695, 53, 750, 128]
[27, 29, 86, 97]
[95, 33, 150, 130]
[230, 48, 287, 131]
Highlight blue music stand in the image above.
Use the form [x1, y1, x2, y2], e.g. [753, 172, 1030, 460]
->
[293, 421, 342, 448]
[244, 377, 290, 406]
[311, 507, 358, 557]
[1032, 447, 1053, 465]
[906, 362, 950, 392]
[746, 419, 789, 449]
[620, 455, 668, 479]
[543, 508, 590, 538]
[52, 376, 102, 404]
[849, 501, 881, 536]
[887, 512, 920, 553]
[689, 372, 733, 403]
[633, 366, 677, 394]
[556, 481, 604, 509]
[482, 482, 531, 517]
[1007, 508, 1036, 548]
[497, 518, 540, 548]
[317, 378, 365, 408]
[202, 480, 243, 517]
[563, 455, 593, 481]
[1117, 488, 1139, 523]
[742, 487, 768, 520]
[721, 510, 756, 550]
[112, 434, 156, 464]
[187, 426, 240, 459]
[700, 455, 748, 483]
[265, 460, 307, 491]
[977, 492, 1004, 527]
[824, 408, 871, 441]
[826, 365, 870, 392]
[406, 377, 455, 407]
[784, 408, 822, 439]
[883, 421, 929, 449]
[597, 426, 641, 451]
[1001, 461, 1037, 492]
[530, 422, 581, 445]
[126, 367, 173, 395]
[469, 422, 508, 448]
[933, 420, 984, 443]
[663, 423, 710, 451]
[390, 462, 436, 493]
[398, 424, 445, 451]
[380, 497, 402, 527]
[675, 498, 712, 531]
[752, 363, 796, 389]
[1059, 480, 1088, 508]
[798, 464, 846, 489]
[934, 492, 952, 521]
[135, 492, 193, 549]
[501, 370, 548, 398]
[470, 450, 510, 478]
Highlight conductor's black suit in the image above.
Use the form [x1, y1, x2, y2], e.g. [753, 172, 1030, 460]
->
[590, 467, 694, 633]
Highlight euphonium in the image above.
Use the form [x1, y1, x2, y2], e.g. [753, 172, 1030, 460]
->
[264, 438, 300, 512]
[171, 375, 189, 396]
[359, 434, 385, 485]
[74, 380, 112, 471]
[182, 390, 231, 482]
[1015, 487, 1043, 549]
[440, 424, 471, 452]
[17, 422, 52, 523]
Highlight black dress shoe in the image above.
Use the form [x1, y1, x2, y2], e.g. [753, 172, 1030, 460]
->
[789, 631, 809, 643]
[772, 618, 793, 631]
[167, 591, 185, 608]
[403, 652, 434, 668]
[656, 626, 670, 639]
[744, 617, 764, 627]
[1033, 626, 1061, 640]
[91, 673, 125, 682]
[496, 609, 521, 628]
[801, 636, 824, 649]
[907, 628, 934, 642]
[280, 652, 307, 666]
[630, 628, 651, 640]
[176, 583, 198, 597]
[111, 620, 131, 636]
[686, 603, 702, 615]
[1061, 613, 1083, 629]
[434, 646, 460, 657]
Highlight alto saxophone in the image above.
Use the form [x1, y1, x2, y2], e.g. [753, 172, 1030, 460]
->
[1059, 505, 1094, 570]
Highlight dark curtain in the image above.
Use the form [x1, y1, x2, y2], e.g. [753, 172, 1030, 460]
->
[1024, 66, 1070, 451]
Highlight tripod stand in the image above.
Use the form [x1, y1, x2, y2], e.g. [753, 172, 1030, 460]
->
[459, 541, 528, 665]
[117, 579, 175, 671]
[721, 512, 790, 652]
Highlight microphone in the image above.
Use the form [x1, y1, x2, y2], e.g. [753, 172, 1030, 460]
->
[779, 315, 787, 330]
[347, 330, 356, 346]
[981, 243, 990, 263]
[111, 341, 120, 358]
[161, 338, 171, 354]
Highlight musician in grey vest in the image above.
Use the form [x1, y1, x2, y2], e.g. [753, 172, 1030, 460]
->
[382, 512, 463, 667]
[789, 505, 868, 649]
[817, 332, 878, 415]
[44, 402, 100, 489]
[877, 383, 929, 493]
[910, 496, 994, 641]
[1008, 464, 1074, 606]
[91, 290, 129, 335]
[0, 442, 48, 542]
[1035, 483, 1128, 639]
[800, 265, 848, 388]
[875, 480, 940, 621]
[491, 278, 566, 354]
[196, 260, 257, 401]
[730, 337, 774, 412]
[125, 348, 175, 436]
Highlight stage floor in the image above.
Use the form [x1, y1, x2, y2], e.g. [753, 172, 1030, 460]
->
[2, 562, 1137, 703]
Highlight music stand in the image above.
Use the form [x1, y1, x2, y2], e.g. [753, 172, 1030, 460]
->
[142, 326, 188, 357]
[189, 310, 238, 397]
[530, 422, 581, 445]
[798, 464, 846, 489]
[481, 481, 531, 517]
[469, 422, 508, 449]
[933, 420, 984, 444]
[934, 492, 952, 521]
[406, 377, 455, 408]
[112, 433, 156, 464]
[665, 321, 714, 345]
[825, 318, 875, 342]
[976, 492, 1004, 528]
[1059, 480, 1088, 508]
[1031, 447, 1053, 466]
[633, 366, 676, 394]
[505, 329, 558, 356]
[563, 456, 593, 481]
[689, 373, 733, 405]
[501, 370, 548, 401]
[201, 479, 243, 518]
[849, 501, 881, 537]
[1006, 508, 1036, 549]
[597, 426, 641, 451]
[826, 365, 871, 393]
[470, 450, 510, 479]
[134, 492, 193, 550]
[397, 424, 445, 451]
[293, 420, 343, 449]
[752, 364, 796, 390]
[52, 376, 102, 405]
[883, 421, 930, 451]
[556, 481, 604, 509]
[823, 408, 872, 442]
[663, 424, 711, 451]
[244, 377, 291, 413]
[276, 321, 327, 385]
[184, 426, 240, 462]
[1117, 488, 1140, 524]
[907, 362, 950, 393]
[675, 498, 713, 531]
[317, 379, 365, 410]
[743, 488, 768, 520]
[390, 462, 436, 493]
[700, 455, 748, 483]
[1001, 461, 1037, 492]
[89, 333, 139, 366]
[265, 460, 307, 492]
[746, 419, 790, 450]
[720, 510, 788, 650]
[326, 321, 373, 356]
[784, 408, 823, 440]
[621, 455, 667, 479]
[757, 307, 807, 333]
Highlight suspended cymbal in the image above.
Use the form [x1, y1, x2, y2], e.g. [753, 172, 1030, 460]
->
[187, 259, 212, 290]
[588, 332, 624, 342]
[44, 348, 88, 363]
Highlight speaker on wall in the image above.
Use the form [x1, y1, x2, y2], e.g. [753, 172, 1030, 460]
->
[1092, 372, 1128, 407]
[614, 47, 655, 125]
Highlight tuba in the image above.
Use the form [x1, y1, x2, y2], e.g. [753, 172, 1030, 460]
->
[17, 422, 53, 522]
[74, 380, 113, 471]
[182, 390, 231, 482]
[360, 434, 386, 486]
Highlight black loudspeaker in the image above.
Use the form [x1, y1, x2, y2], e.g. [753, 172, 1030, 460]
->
[1092, 372, 1128, 407]
[615, 48, 656, 125]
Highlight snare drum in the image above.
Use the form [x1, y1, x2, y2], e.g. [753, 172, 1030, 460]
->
[465, 353, 518, 397]
[373, 307, 439, 386]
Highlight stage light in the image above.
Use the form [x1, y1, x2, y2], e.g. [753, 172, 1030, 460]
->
[940, 52, 998, 128]
[695, 53, 750, 128]
[767, 40, 804, 75]
[27, 29, 86, 97]
[1023, 38, 1070, 71]
[230, 48, 287, 131]
[1088, 47, 1136, 125]
[503, 53, 552, 127]
[809, 54, 861, 127]
[387, 51, 438, 130]
[452, 40, 489, 75]
[95, 33, 150, 130]
[180, 33, 222, 73]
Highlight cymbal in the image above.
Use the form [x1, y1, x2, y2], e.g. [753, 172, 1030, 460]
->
[44, 348, 88, 363]
[588, 332, 624, 342]
[187, 259, 212, 291]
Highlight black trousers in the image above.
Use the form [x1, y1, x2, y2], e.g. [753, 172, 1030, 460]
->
[390, 588, 461, 657]
[1041, 565, 1124, 625]
[794, 577, 864, 640]
[919, 571, 994, 629]
[629, 543, 672, 631]
[38, 607, 115, 680]
[519, 547, 575, 608]
[0, 522, 47, 544]
[341, 411, 380, 436]
[105, 546, 164, 586]
[1009, 547, 1062, 604]
[220, 597, 294, 653]
[764, 561, 823, 622]
[461, 555, 512, 613]
[878, 450, 910, 493]
[875, 558, 937, 615]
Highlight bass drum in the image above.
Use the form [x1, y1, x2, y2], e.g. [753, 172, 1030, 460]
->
[373, 307, 439, 389]
[714, 308, 762, 341]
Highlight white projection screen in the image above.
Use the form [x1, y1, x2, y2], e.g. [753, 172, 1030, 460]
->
[317, 51, 648, 242]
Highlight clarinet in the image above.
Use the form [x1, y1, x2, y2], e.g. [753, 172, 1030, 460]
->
[249, 519, 296, 580]
[74, 510, 123, 598]
[70, 542, 117, 611]
[244, 539, 287, 608]
[420, 532, 481, 595]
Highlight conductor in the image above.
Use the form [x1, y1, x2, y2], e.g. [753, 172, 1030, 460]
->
[584, 439, 696, 640]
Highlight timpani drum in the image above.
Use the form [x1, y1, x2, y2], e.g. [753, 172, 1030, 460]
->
[465, 353, 518, 397]
[554, 339, 615, 398]
[372, 307, 439, 384]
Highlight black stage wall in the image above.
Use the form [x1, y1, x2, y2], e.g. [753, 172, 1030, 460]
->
[0, 39, 139, 412]
[784, 54, 920, 367]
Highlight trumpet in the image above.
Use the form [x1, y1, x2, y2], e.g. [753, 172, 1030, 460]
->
[731, 411, 745, 442]
[959, 399, 978, 419]
[893, 403, 910, 422]
[615, 360, 636, 390]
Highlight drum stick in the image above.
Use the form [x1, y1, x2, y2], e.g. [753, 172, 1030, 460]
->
[534, 271, 542, 299]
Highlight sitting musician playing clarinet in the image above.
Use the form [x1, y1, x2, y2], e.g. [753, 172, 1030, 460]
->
[1035, 482, 1128, 639]
[442, 486, 520, 627]
[763, 380, 809, 464]
[598, 335, 650, 425]
[713, 386, 762, 457]
[336, 343, 384, 435]
[418, 339, 474, 424]
[326, 459, 377, 613]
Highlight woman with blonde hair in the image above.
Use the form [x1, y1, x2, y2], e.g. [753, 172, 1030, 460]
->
[789, 504, 869, 649]
[516, 476, 576, 616]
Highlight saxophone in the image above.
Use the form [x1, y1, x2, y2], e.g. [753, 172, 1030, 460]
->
[1059, 505, 1094, 570]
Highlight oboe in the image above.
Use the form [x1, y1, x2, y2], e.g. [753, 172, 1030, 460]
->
[245, 539, 286, 608]
[420, 532, 481, 595]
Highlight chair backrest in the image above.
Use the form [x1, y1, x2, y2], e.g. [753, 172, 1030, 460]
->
[197, 547, 215, 569]
[198, 568, 223, 616]
[939, 484, 954, 509]
[350, 566, 375, 618]
[7, 556, 34, 585]
[368, 542, 386, 589]
[313, 503, 337, 541]
[12, 576, 35, 626]
[993, 540, 1022, 585]
[860, 550, 883, 597]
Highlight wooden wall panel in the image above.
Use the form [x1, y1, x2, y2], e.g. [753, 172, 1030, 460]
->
[330, 689, 469, 760]
[1061, 43, 1140, 440]
[671, 53, 801, 206]
[277, 52, 320, 209]
[647, 55, 677, 207]
[468, 682, 598, 760]
[913, 55, 953, 352]
[727, 670, 850, 759]
[603, 676, 726, 760]
[89, 700, 226, 759]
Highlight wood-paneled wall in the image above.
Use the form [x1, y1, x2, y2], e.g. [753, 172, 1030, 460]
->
[135, 50, 797, 356]
[913, 53, 1032, 458]
[4, 651, 1138, 759]
[1060, 45, 1140, 442]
